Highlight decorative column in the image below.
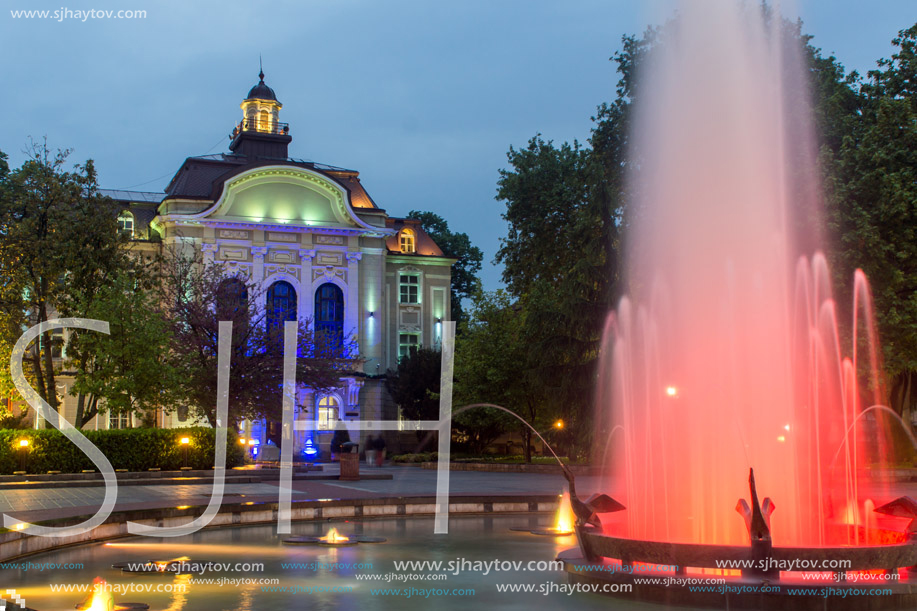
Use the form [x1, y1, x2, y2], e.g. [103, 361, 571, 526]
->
[251, 246, 268, 312]
[298, 249, 316, 321]
[345, 252, 362, 352]
[201, 242, 217, 265]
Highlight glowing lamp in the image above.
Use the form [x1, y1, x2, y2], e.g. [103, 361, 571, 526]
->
[318, 527, 355, 545]
[18, 439, 29, 448]
[777, 436, 786, 443]
[76, 577, 115, 611]
[665, 386, 678, 397]
[180, 437, 190, 445]
[551, 492, 576, 535]
[554, 420, 564, 430]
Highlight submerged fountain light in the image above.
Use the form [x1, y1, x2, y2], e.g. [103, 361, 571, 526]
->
[318, 527, 355, 546]
[283, 527, 386, 545]
[75, 577, 149, 610]
[531, 493, 576, 536]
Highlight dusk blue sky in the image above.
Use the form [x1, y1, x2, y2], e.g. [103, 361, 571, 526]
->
[1, 1, 914, 290]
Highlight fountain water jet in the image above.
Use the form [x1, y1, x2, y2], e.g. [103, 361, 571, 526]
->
[596, 0, 902, 549]
[557, 2, 917, 608]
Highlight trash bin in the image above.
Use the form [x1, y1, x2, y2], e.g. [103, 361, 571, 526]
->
[340, 442, 360, 481]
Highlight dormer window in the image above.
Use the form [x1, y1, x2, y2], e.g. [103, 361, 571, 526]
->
[117, 211, 134, 237]
[400, 228, 416, 254]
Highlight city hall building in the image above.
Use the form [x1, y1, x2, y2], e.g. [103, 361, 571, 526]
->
[74, 72, 453, 455]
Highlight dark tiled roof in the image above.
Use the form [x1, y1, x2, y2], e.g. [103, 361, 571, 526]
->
[163, 154, 380, 211]
[98, 189, 164, 203]
[385, 218, 447, 257]
[325, 171, 378, 209]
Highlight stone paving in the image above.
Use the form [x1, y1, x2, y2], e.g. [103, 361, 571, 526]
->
[1, 464, 913, 524]
[0, 465, 583, 524]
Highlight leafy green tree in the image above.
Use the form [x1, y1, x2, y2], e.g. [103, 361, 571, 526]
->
[0, 142, 127, 420]
[65, 269, 183, 428]
[454, 290, 552, 462]
[823, 24, 917, 427]
[406, 210, 483, 326]
[385, 347, 442, 450]
[494, 134, 619, 458]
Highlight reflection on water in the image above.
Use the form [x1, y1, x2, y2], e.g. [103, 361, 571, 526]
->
[6, 515, 679, 611]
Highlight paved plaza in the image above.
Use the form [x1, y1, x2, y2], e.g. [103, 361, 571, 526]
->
[2, 466, 914, 526]
[0, 466, 584, 524]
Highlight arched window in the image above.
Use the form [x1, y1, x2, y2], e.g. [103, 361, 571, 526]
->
[315, 283, 344, 349]
[317, 396, 339, 430]
[117, 211, 134, 237]
[216, 278, 248, 319]
[267, 281, 297, 335]
[400, 228, 415, 253]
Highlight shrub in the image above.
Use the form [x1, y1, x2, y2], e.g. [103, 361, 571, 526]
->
[0, 427, 244, 474]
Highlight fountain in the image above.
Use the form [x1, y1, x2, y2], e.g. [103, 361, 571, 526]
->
[282, 526, 386, 545]
[559, 1, 917, 608]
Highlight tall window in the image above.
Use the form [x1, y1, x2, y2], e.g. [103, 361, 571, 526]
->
[399, 274, 419, 304]
[267, 281, 297, 335]
[317, 396, 339, 430]
[117, 211, 134, 237]
[315, 283, 344, 349]
[400, 228, 415, 253]
[399, 333, 419, 360]
[216, 278, 248, 319]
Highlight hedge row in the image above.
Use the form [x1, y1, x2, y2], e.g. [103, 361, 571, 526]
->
[0, 427, 244, 474]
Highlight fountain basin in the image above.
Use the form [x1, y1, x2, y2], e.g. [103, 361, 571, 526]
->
[560, 530, 917, 610]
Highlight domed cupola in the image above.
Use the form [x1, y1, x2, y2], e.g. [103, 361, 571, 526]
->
[229, 68, 291, 159]
[246, 70, 279, 103]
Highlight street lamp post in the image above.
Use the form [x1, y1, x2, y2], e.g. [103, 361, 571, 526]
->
[179, 437, 191, 470]
[16, 438, 29, 473]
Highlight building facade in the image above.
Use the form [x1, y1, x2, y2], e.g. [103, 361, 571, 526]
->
[56, 72, 453, 456]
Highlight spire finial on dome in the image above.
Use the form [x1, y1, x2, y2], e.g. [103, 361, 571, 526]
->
[259, 55, 264, 82]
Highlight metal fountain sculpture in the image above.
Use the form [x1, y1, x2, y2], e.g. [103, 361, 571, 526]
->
[735, 468, 777, 578]
[560, 464, 625, 561]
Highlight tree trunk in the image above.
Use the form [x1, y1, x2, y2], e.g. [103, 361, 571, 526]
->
[38, 296, 58, 413]
[75, 393, 86, 429]
[78, 395, 100, 429]
[522, 426, 532, 463]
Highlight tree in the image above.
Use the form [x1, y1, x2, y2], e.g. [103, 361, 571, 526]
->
[494, 135, 620, 458]
[65, 268, 183, 428]
[158, 247, 355, 429]
[385, 347, 442, 450]
[406, 210, 483, 325]
[454, 290, 553, 462]
[823, 23, 917, 427]
[0, 142, 129, 420]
